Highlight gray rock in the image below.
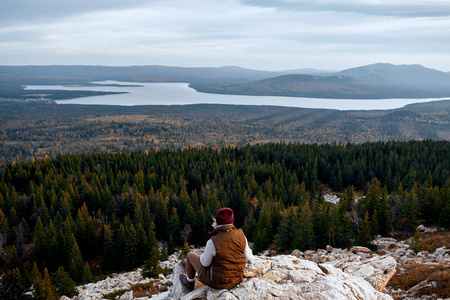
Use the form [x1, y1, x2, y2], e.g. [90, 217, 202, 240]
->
[171, 255, 393, 300]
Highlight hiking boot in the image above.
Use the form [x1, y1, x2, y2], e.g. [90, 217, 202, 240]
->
[179, 274, 195, 291]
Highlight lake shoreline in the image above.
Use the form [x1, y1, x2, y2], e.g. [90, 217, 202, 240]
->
[24, 81, 449, 111]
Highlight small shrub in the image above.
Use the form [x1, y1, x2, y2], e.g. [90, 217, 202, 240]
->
[409, 230, 422, 253]
[180, 241, 190, 259]
[103, 289, 130, 300]
[132, 282, 157, 298]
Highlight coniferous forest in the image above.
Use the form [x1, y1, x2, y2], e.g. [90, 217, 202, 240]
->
[0, 140, 449, 298]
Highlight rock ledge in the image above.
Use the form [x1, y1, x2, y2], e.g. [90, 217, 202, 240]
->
[171, 254, 394, 300]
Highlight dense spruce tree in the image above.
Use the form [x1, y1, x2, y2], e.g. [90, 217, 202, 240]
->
[75, 203, 96, 258]
[335, 212, 354, 248]
[31, 262, 44, 300]
[275, 207, 298, 253]
[124, 223, 138, 269]
[357, 212, 373, 248]
[294, 202, 315, 251]
[81, 263, 93, 284]
[42, 268, 58, 300]
[0, 140, 448, 285]
[52, 267, 77, 298]
[7, 245, 24, 275]
[102, 224, 115, 271]
[0, 268, 27, 300]
[32, 217, 47, 268]
[168, 208, 181, 245]
[68, 237, 84, 283]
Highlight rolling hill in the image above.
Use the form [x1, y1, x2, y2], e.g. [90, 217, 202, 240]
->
[1, 63, 450, 99]
[196, 63, 450, 99]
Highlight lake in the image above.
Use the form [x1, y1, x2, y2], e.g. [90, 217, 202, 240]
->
[24, 81, 448, 111]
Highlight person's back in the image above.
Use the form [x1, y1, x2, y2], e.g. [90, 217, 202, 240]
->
[201, 224, 246, 289]
[179, 208, 253, 291]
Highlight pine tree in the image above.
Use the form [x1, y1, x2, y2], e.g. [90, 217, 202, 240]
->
[167, 234, 175, 255]
[0, 268, 26, 300]
[398, 186, 419, 232]
[257, 202, 273, 250]
[102, 225, 115, 271]
[75, 203, 96, 258]
[68, 237, 84, 283]
[339, 186, 355, 213]
[7, 245, 24, 275]
[125, 223, 138, 269]
[168, 208, 181, 245]
[253, 229, 265, 254]
[42, 268, 58, 300]
[410, 230, 423, 253]
[154, 195, 169, 240]
[0, 208, 9, 232]
[82, 263, 93, 284]
[141, 223, 162, 279]
[357, 212, 372, 248]
[370, 210, 380, 237]
[31, 261, 44, 300]
[336, 212, 354, 248]
[294, 201, 315, 251]
[159, 244, 169, 261]
[275, 207, 298, 253]
[115, 224, 126, 270]
[136, 222, 150, 264]
[52, 267, 77, 298]
[32, 217, 47, 267]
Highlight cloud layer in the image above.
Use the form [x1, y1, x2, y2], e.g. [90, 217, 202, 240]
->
[1, 0, 449, 71]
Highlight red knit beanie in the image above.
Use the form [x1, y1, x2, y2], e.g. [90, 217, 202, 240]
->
[216, 207, 234, 225]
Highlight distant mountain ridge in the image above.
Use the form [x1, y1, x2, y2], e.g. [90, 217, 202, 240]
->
[1, 63, 450, 99]
[197, 63, 450, 99]
[0, 65, 282, 86]
[335, 63, 450, 88]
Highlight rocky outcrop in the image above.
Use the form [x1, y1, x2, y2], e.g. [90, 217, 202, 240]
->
[60, 269, 155, 300]
[374, 237, 450, 266]
[63, 244, 396, 300]
[61, 227, 449, 300]
[294, 245, 397, 291]
[171, 255, 394, 300]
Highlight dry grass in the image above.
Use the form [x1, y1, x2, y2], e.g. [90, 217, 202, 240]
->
[389, 263, 450, 298]
[389, 264, 445, 290]
[388, 231, 450, 298]
[420, 231, 450, 252]
[424, 268, 450, 298]
[132, 282, 161, 298]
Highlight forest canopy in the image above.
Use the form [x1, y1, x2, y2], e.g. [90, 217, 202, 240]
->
[0, 140, 449, 297]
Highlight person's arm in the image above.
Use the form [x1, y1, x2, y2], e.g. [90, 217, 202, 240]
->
[200, 239, 216, 267]
[244, 236, 254, 260]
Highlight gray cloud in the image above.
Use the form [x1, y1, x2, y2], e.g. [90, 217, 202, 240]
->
[0, 0, 150, 26]
[240, 0, 450, 17]
[0, 0, 449, 71]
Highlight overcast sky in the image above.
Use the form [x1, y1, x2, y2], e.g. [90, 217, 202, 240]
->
[1, 0, 450, 71]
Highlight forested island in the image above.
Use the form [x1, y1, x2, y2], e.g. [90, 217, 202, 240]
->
[0, 140, 449, 298]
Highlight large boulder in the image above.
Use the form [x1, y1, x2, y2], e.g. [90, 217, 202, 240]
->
[171, 255, 393, 300]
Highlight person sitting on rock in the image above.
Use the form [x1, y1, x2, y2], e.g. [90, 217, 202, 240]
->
[179, 207, 253, 291]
